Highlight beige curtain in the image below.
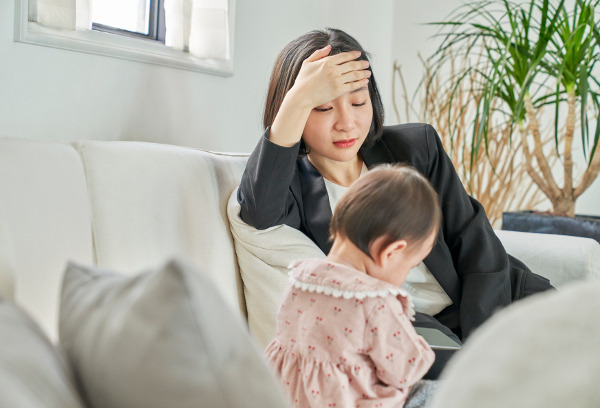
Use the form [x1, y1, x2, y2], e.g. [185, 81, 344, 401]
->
[164, 0, 230, 60]
[32, 0, 93, 30]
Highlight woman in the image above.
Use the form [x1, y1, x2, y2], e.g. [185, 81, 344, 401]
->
[237, 28, 552, 378]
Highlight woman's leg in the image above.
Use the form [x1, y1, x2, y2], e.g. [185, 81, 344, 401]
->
[403, 380, 440, 408]
[412, 312, 462, 380]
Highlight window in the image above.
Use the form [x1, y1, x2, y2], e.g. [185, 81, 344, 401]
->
[92, 0, 166, 43]
[13, 0, 234, 76]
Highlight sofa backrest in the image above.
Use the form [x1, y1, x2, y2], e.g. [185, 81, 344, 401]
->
[0, 139, 94, 340]
[0, 138, 249, 341]
[77, 141, 249, 316]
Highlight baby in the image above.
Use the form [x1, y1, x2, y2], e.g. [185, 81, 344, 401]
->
[265, 164, 440, 408]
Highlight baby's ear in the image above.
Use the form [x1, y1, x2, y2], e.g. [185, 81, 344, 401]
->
[383, 240, 408, 262]
[370, 236, 407, 266]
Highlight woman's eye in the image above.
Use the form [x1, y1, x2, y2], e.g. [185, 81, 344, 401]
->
[314, 107, 332, 112]
[353, 101, 367, 107]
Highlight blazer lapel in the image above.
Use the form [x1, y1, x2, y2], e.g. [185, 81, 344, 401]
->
[298, 156, 333, 253]
[360, 139, 396, 168]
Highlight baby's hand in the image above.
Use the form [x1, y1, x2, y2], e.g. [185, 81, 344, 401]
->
[291, 45, 371, 109]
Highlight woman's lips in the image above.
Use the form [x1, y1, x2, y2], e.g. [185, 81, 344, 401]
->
[333, 139, 356, 148]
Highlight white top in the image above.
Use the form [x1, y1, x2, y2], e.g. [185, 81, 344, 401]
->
[323, 166, 453, 316]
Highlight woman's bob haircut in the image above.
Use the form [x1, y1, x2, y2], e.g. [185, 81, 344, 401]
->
[263, 28, 385, 154]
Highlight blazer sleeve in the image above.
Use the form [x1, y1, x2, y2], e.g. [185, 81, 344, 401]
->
[423, 124, 512, 337]
[237, 128, 302, 230]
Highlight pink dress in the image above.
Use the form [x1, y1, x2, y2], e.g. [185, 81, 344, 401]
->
[265, 259, 435, 408]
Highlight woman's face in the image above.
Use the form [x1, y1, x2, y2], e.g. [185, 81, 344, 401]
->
[302, 87, 373, 164]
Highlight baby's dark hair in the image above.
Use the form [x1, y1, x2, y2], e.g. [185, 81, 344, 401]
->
[330, 164, 441, 257]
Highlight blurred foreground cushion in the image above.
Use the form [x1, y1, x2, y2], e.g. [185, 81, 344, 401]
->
[59, 258, 288, 408]
[430, 280, 600, 408]
[0, 296, 85, 408]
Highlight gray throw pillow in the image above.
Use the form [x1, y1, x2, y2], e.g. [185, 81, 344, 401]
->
[59, 258, 289, 408]
[0, 296, 86, 408]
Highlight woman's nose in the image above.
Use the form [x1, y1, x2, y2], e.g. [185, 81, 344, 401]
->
[333, 106, 355, 132]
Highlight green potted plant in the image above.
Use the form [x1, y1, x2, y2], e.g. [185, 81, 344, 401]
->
[427, 0, 600, 241]
[393, 54, 550, 228]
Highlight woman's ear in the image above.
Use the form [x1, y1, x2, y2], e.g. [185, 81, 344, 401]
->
[369, 236, 407, 267]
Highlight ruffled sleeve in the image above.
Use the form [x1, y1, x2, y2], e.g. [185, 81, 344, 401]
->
[364, 296, 434, 391]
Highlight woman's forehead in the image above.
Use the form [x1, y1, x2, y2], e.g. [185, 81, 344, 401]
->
[329, 87, 370, 102]
[351, 86, 369, 95]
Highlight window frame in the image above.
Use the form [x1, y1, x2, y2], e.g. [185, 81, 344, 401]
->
[13, 0, 235, 76]
[91, 0, 165, 43]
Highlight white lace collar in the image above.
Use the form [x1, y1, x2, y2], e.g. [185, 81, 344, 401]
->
[288, 259, 411, 301]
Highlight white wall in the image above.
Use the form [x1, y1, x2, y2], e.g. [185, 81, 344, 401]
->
[1, 0, 597, 215]
[391, 0, 600, 216]
[391, 0, 459, 121]
[0, 0, 393, 154]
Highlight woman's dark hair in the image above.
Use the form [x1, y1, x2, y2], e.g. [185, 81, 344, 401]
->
[330, 164, 441, 257]
[263, 28, 385, 154]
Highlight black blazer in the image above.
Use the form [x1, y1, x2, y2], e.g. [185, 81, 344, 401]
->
[239, 123, 533, 339]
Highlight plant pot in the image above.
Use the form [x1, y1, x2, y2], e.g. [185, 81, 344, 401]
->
[502, 211, 600, 243]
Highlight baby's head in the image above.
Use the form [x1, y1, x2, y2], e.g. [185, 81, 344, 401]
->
[330, 164, 441, 285]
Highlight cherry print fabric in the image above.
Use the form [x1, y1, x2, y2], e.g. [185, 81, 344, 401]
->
[265, 259, 435, 408]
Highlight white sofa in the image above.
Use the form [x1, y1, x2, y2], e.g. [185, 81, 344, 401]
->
[1, 137, 599, 406]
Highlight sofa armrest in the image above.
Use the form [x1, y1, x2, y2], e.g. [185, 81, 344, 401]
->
[494, 230, 600, 288]
[0, 207, 15, 300]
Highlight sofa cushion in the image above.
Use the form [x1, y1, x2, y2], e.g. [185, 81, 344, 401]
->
[0, 296, 86, 408]
[59, 258, 288, 408]
[76, 141, 248, 316]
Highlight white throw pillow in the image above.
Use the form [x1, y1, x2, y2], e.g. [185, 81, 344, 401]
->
[226, 190, 326, 348]
[430, 280, 600, 408]
[59, 258, 289, 408]
[0, 296, 86, 408]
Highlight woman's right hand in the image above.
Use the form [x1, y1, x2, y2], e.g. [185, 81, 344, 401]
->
[269, 45, 371, 148]
[291, 45, 371, 109]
